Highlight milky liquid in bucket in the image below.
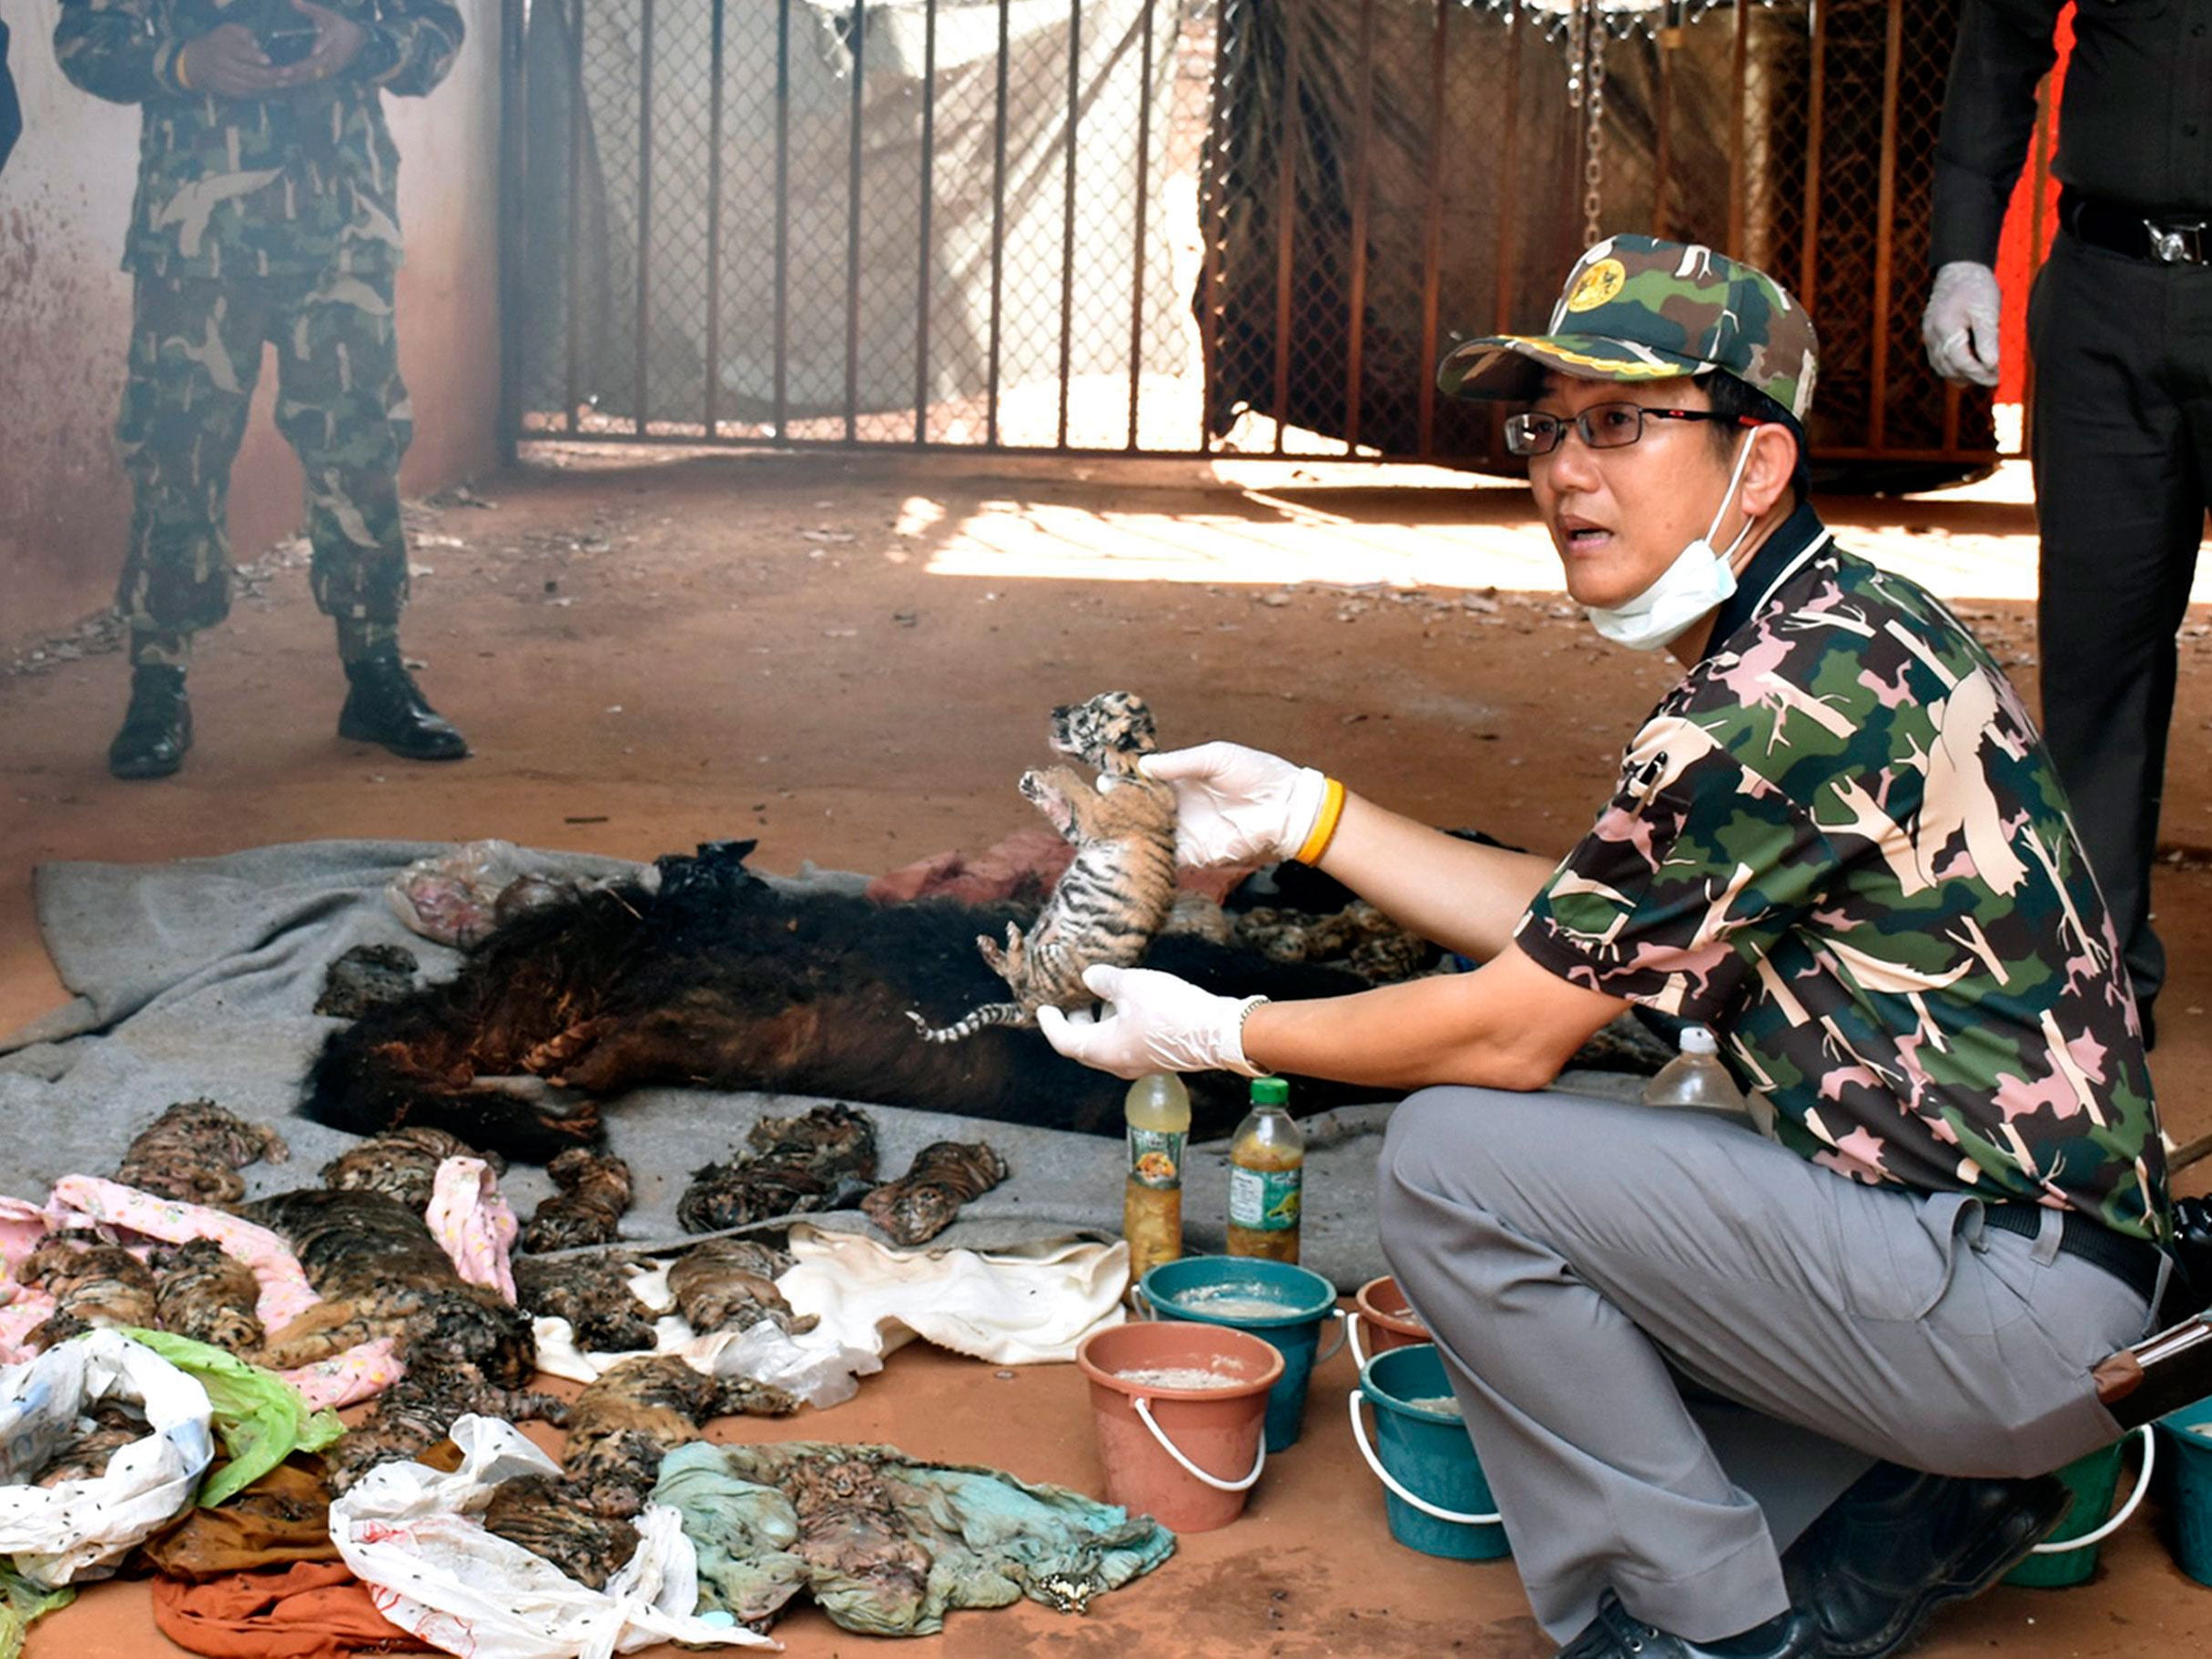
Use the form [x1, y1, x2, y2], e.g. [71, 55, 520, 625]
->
[1167, 1289, 1296, 1320]
[1402, 1394, 1464, 1418]
[1115, 1365, 1243, 1390]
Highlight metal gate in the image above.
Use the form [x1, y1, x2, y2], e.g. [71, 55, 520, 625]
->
[496, 0, 2057, 481]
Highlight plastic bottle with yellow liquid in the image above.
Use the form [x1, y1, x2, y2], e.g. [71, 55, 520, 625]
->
[1226, 1076, 1303, 1263]
[1122, 1072, 1191, 1286]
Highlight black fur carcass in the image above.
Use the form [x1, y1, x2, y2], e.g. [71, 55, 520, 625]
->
[304, 841, 1373, 1160]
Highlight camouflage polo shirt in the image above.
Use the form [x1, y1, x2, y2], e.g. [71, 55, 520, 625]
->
[55, 0, 463, 282]
[1517, 523, 2170, 1243]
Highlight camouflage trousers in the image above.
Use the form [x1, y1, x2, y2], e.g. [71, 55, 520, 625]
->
[116, 268, 413, 634]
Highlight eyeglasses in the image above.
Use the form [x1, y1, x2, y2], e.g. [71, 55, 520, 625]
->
[1503, 402, 1762, 458]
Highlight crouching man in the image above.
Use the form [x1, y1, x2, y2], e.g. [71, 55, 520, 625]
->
[1041, 235, 2171, 1657]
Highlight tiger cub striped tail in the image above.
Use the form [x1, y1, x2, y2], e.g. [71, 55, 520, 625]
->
[907, 1004, 1031, 1044]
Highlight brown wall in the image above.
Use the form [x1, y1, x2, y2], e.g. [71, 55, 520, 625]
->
[0, 0, 503, 642]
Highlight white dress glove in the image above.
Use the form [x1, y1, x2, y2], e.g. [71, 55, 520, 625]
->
[1922, 261, 2003, 388]
[1035, 964, 1267, 1080]
[1140, 742, 1330, 868]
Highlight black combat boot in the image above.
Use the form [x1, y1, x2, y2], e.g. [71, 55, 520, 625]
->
[1782, 1465, 2072, 1658]
[107, 663, 192, 780]
[338, 652, 470, 761]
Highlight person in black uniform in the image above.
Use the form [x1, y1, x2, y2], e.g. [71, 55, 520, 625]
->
[1923, 0, 2211, 1047]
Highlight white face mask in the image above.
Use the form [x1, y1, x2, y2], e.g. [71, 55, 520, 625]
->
[1583, 431, 1760, 652]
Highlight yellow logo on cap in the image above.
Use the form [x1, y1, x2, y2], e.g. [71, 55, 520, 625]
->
[1565, 258, 1627, 313]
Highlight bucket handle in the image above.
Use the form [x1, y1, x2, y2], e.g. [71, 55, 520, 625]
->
[1347, 1389, 1502, 1526]
[2026, 1424, 2156, 1555]
[1348, 1314, 1370, 1375]
[1315, 1307, 1348, 1367]
[1131, 1395, 1267, 1492]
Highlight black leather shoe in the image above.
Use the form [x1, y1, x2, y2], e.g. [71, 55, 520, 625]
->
[1783, 1467, 2072, 1658]
[338, 652, 469, 761]
[107, 664, 192, 779]
[1557, 1593, 1820, 1659]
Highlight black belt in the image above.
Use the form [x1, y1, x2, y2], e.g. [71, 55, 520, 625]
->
[2060, 189, 2209, 267]
[1981, 1202, 2165, 1302]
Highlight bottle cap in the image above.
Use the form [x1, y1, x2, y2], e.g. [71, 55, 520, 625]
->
[1250, 1076, 1290, 1106]
[1680, 1026, 1719, 1055]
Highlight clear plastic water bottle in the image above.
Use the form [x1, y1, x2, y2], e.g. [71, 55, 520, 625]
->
[1641, 1027, 1761, 1128]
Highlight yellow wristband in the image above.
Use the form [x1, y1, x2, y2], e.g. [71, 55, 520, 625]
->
[1293, 776, 1346, 865]
[172, 47, 195, 92]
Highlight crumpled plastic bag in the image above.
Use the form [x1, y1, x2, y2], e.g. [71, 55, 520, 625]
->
[123, 1330, 344, 1507]
[776, 1225, 1129, 1366]
[530, 1258, 879, 1408]
[387, 841, 598, 949]
[0, 1329, 215, 1586]
[386, 840, 535, 948]
[329, 1413, 772, 1659]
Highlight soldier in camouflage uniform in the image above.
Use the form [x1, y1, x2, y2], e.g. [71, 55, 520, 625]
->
[56, 0, 469, 777]
[1040, 238, 2171, 1659]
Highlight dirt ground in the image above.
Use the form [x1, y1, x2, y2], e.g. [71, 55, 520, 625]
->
[3, 447, 2210, 1654]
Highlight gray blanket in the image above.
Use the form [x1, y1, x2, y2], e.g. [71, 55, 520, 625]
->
[0, 840, 1639, 1291]
[0, 835, 1645, 1291]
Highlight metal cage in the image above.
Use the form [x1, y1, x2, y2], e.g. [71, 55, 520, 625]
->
[497, 0, 2050, 483]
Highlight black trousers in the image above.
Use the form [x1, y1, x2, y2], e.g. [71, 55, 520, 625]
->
[2029, 228, 2212, 1020]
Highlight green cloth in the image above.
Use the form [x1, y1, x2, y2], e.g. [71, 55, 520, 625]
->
[123, 1330, 343, 1507]
[0, 1562, 74, 1659]
[654, 1441, 1175, 1638]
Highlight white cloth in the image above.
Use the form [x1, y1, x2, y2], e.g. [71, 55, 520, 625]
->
[528, 1260, 879, 1408]
[330, 1413, 771, 1659]
[776, 1224, 1129, 1366]
[0, 1330, 215, 1587]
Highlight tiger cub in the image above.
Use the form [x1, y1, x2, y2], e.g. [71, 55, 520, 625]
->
[908, 692, 1176, 1043]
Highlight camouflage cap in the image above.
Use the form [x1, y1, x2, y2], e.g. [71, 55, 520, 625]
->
[1436, 235, 1818, 420]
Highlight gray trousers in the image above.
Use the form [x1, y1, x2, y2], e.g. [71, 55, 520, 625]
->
[1375, 1086, 2154, 1644]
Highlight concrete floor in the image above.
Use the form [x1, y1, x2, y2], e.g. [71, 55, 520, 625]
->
[4, 449, 2210, 1654]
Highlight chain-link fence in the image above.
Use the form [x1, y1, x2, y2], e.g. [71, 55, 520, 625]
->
[502, 0, 2045, 483]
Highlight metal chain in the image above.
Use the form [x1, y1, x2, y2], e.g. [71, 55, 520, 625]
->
[1581, 13, 1608, 247]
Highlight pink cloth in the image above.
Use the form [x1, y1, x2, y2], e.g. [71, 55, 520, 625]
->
[423, 1158, 518, 1304]
[0, 1178, 404, 1411]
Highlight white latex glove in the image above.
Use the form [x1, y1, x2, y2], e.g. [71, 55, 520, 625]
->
[1035, 964, 1268, 1080]
[1922, 261, 2003, 388]
[1140, 741, 1330, 868]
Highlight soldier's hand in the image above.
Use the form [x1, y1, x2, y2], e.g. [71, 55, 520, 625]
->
[285, 0, 368, 85]
[177, 25, 290, 99]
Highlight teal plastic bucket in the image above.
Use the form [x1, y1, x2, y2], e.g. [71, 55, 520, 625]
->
[2163, 1410, 2212, 1587]
[1139, 1256, 1344, 1452]
[1352, 1342, 1508, 1561]
[2003, 1424, 2156, 1589]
